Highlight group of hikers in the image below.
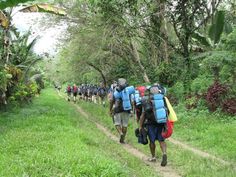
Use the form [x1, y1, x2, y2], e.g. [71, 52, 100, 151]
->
[57, 78, 177, 167]
[65, 83, 107, 106]
[107, 78, 177, 167]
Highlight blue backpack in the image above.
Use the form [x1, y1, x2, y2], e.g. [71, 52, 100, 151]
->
[134, 90, 142, 106]
[114, 86, 135, 111]
[152, 94, 168, 123]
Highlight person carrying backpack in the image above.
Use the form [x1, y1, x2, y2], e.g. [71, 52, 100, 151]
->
[98, 82, 107, 107]
[110, 78, 135, 143]
[72, 84, 78, 103]
[133, 86, 146, 123]
[139, 84, 169, 166]
[66, 84, 72, 101]
[92, 85, 98, 104]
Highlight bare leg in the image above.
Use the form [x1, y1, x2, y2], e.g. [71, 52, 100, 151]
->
[149, 142, 156, 158]
[159, 141, 167, 166]
[115, 125, 123, 136]
[159, 141, 167, 154]
[122, 127, 127, 139]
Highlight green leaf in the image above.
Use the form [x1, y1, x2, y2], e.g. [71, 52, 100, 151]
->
[224, 21, 233, 34]
[0, 0, 36, 10]
[192, 32, 211, 47]
[209, 10, 225, 45]
[19, 4, 66, 16]
[0, 10, 9, 29]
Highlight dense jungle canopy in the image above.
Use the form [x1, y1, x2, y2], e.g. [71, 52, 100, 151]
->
[0, 0, 236, 114]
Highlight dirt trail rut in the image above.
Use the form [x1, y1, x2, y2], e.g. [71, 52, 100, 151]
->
[58, 93, 235, 175]
[76, 105, 181, 177]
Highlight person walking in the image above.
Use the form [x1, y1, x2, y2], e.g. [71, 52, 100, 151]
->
[139, 85, 168, 166]
[72, 84, 78, 103]
[109, 78, 135, 143]
[66, 84, 72, 101]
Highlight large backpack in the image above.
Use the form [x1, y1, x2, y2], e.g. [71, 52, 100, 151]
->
[136, 86, 146, 97]
[114, 86, 135, 111]
[67, 86, 71, 92]
[93, 87, 98, 95]
[98, 87, 106, 97]
[152, 93, 168, 123]
[134, 90, 142, 106]
[73, 86, 78, 93]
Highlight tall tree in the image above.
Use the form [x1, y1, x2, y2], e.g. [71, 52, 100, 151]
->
[166, 0, 222, 92]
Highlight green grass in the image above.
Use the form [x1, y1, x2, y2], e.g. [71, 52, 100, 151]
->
[78, 100, 236, 177]
[173, 104, 236, 162]
[0, 89, 159, 177]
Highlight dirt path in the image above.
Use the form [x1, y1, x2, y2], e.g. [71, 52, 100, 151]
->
[75, 105, 181, 177]
[58, 93, 235, 175]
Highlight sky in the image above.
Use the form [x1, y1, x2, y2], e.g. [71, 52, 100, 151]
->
[12, 10, 68, 56]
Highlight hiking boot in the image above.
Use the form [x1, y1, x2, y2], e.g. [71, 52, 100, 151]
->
[161, 154, 167, 166]
[119, 134, 125, 144]
[148, 157, 156, 162]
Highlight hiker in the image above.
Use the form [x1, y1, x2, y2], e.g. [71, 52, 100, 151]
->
[108, 81, 117, 102]
[66, 84, 72, 101]
[78, 85, 82, 100]
[92, 85, 98, 104]
[132, 86, 146, 123]
[139, 85, 168, 166]
[110, 78, 135, 143]
[72, 84, 78, 103]
[98, 82, 107, 107]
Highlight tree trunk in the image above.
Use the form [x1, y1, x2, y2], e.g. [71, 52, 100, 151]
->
[158, 0, 169, 63]
[183, 42, 191, 94]
[86, 62, 107, 87]
[130, 40, 150, 83]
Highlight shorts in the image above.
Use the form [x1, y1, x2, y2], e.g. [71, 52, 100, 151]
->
[73, 93, 77, 97]
[147, 123, 165, 143]
[114, 112, 130, 127]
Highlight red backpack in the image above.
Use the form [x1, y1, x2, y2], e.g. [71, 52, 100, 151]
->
[136, 86, 146, 97]
[67, 86, 71, 92]
[73, 86, 78, 92]
[161, 120, 174, 139]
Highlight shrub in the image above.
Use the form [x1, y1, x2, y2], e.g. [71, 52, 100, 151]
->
[13, 82, 38, 103]
[205, 81, 228, 112]
[191, 74, 214, 95]
[168, 81, 184, 101]
[184, 94, 201, 110]
[222, 98, 236, 115]
[166, 93, 179, 105]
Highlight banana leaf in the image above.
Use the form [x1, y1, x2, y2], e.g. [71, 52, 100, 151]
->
[19, 4, 66, 16]
[192, 31, 211, 47]
[0, 10, 9, 29]
[209, 10, 225, 45]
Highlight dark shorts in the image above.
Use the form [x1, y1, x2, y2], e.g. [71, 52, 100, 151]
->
[147, 124, 165, 143]
[73, 93, 77, 97]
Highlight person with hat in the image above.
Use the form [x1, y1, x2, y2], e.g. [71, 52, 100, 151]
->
[109, 78, 135, 143]
[139, 85, 168, 166]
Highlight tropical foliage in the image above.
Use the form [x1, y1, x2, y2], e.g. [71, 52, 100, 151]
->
[0, 0, 66, 108]
[49, 0, 236, 115]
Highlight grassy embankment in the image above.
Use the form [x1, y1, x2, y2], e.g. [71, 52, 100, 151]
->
[79, 100, 236, 177]
[0, 89, 159, 177]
